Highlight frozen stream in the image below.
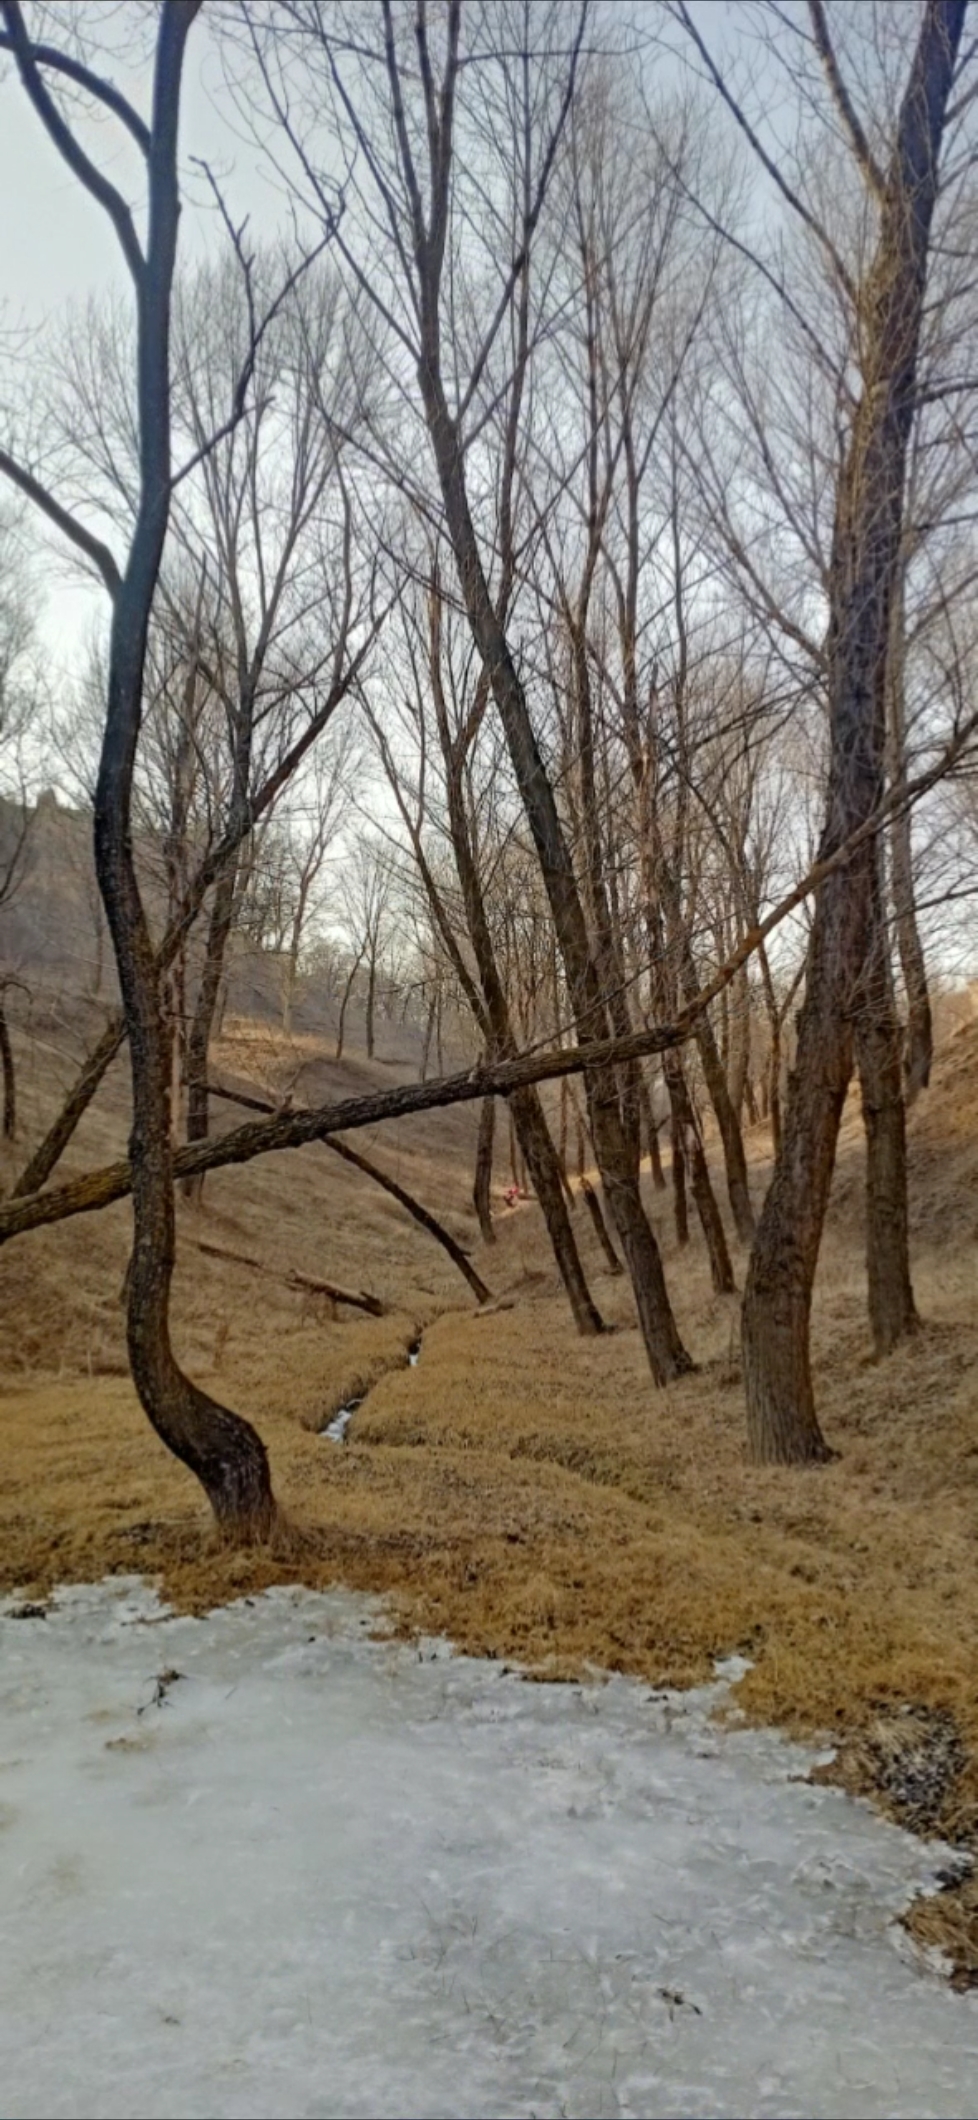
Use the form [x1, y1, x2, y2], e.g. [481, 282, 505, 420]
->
[1, 1581, 976, 2120]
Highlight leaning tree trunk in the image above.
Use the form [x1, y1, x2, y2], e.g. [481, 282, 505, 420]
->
[87, 5, 274, 1538]
[417, 334, 690, 1383]
[473, 1092, 495, 1242]
[742, 0, 963, 1464]
[425, 607, 604, 1339]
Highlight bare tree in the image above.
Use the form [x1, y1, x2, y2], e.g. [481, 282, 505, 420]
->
[0, 0, 279, 1534]
[676, 0, 971, 1458]
[264, 1, 692, 1380]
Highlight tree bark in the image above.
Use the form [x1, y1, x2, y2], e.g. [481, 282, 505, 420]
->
[581, 1177, 622, 1272]
[335, 945, 364, 1061]
[743, 0, 963, 1464]
[473, 1092, 495, 1242]
[887, 575, 933, 1100]
[183, 858, 238, 1196]
[0, 992, 15, 1140]
[855, 860, 918, 1354]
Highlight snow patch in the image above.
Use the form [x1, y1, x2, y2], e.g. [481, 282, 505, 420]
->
[0, 1578, 975, 2119]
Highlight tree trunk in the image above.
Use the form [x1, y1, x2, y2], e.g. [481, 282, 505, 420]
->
[667, 1071, 689, 1248]
[420, 995, 437, 1081]
[365, 952, 377, 1059]
[89, 7, 275, 1539]
[691, 999, 754, 1242]
[581, 1177, 622, 1272]
[741, 922, 848, 1464]
[417, 333, 690, 1385]
[424, 602, 602, 1338]
[473, 1092, 495, 1243]
[183, 860, 237, 1192]
[855, 862, 918, 1355]
[887, 577, 933, 1101]
[335, 947, 364, 1061]
[514, 1085, 604, 1328]
[666, 1051, 732, 1287]
[639, 1071, 666, 1190]
[0, 993, 15, 1140]
[727, 963, 752, 1126]
[742, 0, 963, 1464]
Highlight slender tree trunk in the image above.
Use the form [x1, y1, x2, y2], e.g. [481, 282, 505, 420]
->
[688, 1127, 736, 1294]
[425, 599, 603, 1338]
[638, 1071, 666, 1190]
[581, 1176, 623, 1272]
[0, 993, 15, 1140]
[728, 963, 752, 1125]
[420, 996, 437, 1081]
[473, 1092, 495, 1242]
[742, 0, 963, 1464]
[417, 339, 690, 1384]
[691, 997, 754, 1242]
[183, 860, 237, 1198]
[365, 950, 377, 1059]
[87, 6, 274, 1537]
[887, 577, 933, 1101]
[669, 1086, 689, 1248]
[666, 1052, 732, 1286]
[855, 861, 918, 1354]
[335, 946, 364, 1061]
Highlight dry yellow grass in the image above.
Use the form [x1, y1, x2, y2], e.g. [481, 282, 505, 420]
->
[1, 1010, 977, 1978]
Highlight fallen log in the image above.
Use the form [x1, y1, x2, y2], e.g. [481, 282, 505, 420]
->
[190, 1236, 387, 1316]
[286, 1269, 387, 1316]
[209, 1081, 493, 1306]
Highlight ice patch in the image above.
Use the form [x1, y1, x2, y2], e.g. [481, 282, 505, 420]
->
[0, 1578, 975, 2119]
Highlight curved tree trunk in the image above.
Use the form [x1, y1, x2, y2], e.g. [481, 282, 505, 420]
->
[83, 6, 274, 1538]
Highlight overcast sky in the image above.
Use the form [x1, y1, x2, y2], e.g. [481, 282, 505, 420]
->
[0, 7, 298, 677]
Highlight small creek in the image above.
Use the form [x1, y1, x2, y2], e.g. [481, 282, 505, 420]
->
[323, 1336, 422, 1444]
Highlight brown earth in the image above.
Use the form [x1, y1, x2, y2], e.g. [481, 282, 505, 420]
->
[1, 1005, 977, 1980]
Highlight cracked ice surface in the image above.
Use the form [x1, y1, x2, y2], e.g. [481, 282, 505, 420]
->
[1, 1581, 976, 2119]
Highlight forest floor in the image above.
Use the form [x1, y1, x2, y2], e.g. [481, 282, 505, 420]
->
[1, 1003, 977, 1983]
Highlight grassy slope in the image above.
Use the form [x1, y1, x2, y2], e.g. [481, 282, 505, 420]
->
[1, 1008, 977, 1976]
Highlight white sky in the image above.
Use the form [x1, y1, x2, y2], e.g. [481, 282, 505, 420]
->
[0, 7, 298, 677]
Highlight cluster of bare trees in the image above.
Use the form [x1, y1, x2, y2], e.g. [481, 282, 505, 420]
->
[1, 0, 977, 1536]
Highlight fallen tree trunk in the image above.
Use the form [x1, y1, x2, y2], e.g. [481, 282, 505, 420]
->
[190, 1236, 386, 1315]
[209, 1081, 493, 1305]
[1, 757, 972, 1256]
[286, 1268, 386, 1316]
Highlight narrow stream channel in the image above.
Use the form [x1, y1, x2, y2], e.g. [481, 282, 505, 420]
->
[323, 1337, 422, 1444]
